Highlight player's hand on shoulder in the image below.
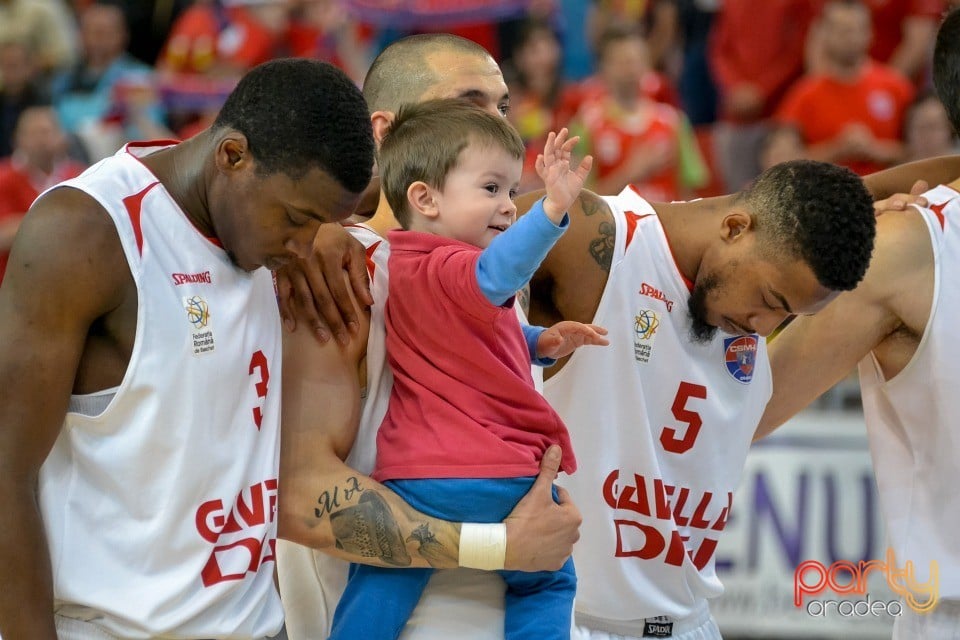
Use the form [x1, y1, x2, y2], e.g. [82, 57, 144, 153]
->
[275, 222, 373, 345]
[536, 128, 593, 223]
[873, 180, 929, 216]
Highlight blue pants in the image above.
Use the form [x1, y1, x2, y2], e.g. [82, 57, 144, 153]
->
[329, 477, 576, 640]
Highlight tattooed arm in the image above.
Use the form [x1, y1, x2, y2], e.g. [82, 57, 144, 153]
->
[278, 279, 580, 571]
[278, 303, 459, 568]
[516, 188, 613, 377]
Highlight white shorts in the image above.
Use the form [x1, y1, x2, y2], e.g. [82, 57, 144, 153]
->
[893, 599, 960, 640]
[278, 540, 506, 640]
[572, 601, 722, 640]
[55, 616, 119, 640]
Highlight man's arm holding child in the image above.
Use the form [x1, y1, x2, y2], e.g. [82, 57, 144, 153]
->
[278, 280, 582, 571]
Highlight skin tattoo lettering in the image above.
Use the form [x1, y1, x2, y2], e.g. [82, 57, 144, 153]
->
[314, 476, 364, 519]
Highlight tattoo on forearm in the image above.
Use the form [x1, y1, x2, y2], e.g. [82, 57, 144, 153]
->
[589, 221, 615, 272]
[330, 491, 412, 566]
[406, 523, 438, 547]
[314, 476, 364, 519]
[407, 523, 452, 568]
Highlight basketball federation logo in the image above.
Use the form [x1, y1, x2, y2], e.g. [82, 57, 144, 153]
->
[184, 295, 215, 355]
[184, 295, 210, 328]
[633, 310, 659, 363]
[724, 335, 758, 384]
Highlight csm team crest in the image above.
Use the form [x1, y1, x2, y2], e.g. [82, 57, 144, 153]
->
[723, 335, 758, 384]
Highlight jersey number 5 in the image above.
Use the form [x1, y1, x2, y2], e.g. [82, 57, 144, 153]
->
[659, 381, 707, 454]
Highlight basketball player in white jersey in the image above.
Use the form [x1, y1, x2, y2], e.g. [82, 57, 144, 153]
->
[0, 59, 380, 639]
[757, 9, 960, 638]
[515, 159, 882, 640]
[277, 34, 581, 640]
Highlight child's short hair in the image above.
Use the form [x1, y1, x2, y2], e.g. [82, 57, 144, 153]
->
[379, 98, 525, 228]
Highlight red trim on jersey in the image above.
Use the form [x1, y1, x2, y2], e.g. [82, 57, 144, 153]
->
[125, 140, 227, 251]
[125, 139, 182, 152]
[623, 210, 653, 251]
[930, 200, 952, 230]
[123, 182, 160, 255]
[365, 240, 382, 279]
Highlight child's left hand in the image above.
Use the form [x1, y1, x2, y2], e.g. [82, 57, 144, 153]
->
[537, 321, 609, 360]
[536, 128, 593, 222]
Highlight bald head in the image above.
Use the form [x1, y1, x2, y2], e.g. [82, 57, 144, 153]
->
[363, 34, 506, 115]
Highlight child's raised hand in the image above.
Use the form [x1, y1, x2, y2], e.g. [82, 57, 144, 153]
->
[535, 128, 593, 222]
[536, 321, 609, 361]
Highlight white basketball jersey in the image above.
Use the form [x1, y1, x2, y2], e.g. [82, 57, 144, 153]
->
[38, 143, 284, 638]
[858, 184, 960, 599]
[344, 223, 393, 475]
[278, 223, 537, 639]
[545, 186, 771, 622]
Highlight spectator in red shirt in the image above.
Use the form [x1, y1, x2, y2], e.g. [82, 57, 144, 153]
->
[158, 0, 291, 77]
[709, 0, 818, 190]
[157, 0, 293, 141]
[776, 0, 914, 175]
[287, 0, 372, 84]
[809, 0, 945, 82]
[575, 25, 708, 200]
[0, 106, 85, 283]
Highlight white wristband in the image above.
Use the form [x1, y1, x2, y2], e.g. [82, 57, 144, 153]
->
[458, 523, 507, 570]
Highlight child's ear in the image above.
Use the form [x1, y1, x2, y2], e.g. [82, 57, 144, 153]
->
[407, 181, 439, 219]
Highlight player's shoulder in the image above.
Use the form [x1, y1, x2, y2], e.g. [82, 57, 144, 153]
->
[26, 185, 121, 253]
[876, 200, 936, 249]
[861, 206, 932, 295]
[4, 185, 130, 319]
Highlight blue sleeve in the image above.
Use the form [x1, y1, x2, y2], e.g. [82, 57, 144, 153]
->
[476, 198, 569, 306]
[521, 324, 558, 368]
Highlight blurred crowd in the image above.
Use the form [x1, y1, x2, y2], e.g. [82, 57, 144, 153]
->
[1, 0, 959, 284]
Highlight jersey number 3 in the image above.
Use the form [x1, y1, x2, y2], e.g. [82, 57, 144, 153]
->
[659, 381, 707, 454]
[249, 350, 269, 430]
